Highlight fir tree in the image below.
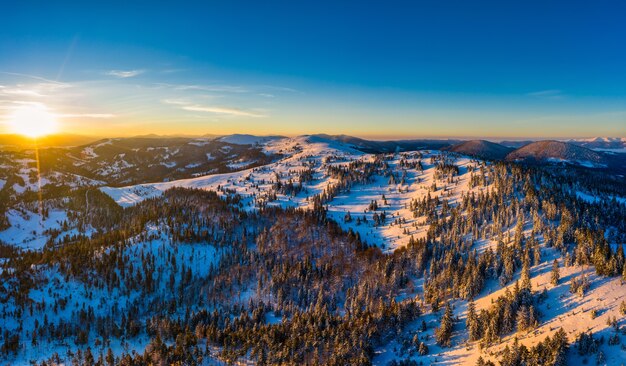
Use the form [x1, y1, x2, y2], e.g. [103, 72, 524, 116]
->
[551, 259, 560, 286]
[435, 302, 454, 347]
[521, 260, 532, 291]
[516, 306, 529, 332]
[466, 300, 481, 341]
[105, 348, 115, 366]
[418, 341, 429, 355]
[476, 356, 496, 366]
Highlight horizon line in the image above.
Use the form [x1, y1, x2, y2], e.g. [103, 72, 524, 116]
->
[1, 131, 624, 142]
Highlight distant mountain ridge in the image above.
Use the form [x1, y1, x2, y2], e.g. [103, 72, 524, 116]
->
[2, 132, 623, 150]
[0, 133, 100, 149]
[505, 140, 605, 167]
[310, 134, 461, 153]
[445, 140, 514, 160]
[217, 134, 285, 145]
[2, 133, 623, 172]
[30, 136, 279, 186]
[568, 137, 626, 150]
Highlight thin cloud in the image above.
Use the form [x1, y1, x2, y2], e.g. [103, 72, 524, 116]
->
[0, 81, 71, 97]
[526, 89, 564, 100]
[106, 69, 145, 78]
[1, 88, 43, 97]
[155, 82, 297, 96]
[173, 84, 249, 93]
[163, 99, 265, 117]
[58, 113, 116, 118]
[0, 71, 69, 86]
[182, 105, 265, 117]
[161, 99, 188, 106]
[259, 85, 299, 93]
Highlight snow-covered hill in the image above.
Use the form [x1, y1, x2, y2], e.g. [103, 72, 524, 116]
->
[102, 135, 363, 207]
[102, 136, 492, 251]
[506, 140, 607, 168]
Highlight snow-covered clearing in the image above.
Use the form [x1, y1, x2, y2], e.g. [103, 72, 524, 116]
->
[0, 209, 68, 250]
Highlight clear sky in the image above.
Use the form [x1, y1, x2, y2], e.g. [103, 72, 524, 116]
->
[1, 0, 625, 139]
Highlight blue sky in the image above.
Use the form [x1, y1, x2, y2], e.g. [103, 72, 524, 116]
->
[1, 0, 625, 138]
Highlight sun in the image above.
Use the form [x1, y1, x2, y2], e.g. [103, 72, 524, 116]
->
[9, 104, 58, 138]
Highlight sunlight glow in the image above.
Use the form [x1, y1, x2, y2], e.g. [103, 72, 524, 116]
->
[8, 104, 58, 138]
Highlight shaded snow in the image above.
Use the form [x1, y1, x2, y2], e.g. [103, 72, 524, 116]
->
[576, 191, 626, 205]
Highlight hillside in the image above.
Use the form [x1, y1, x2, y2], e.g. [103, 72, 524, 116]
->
[506, 140, 606, 167]
[34, 137, 278, 186]
[445, 139, 514, 160]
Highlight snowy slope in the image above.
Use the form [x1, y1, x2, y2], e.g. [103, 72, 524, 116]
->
[102, 135, 363, 208]
[372, 250, 626, 365]
[102, 136, 496, 252]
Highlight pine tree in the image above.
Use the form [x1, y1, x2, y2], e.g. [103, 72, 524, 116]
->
[476, 356, 496, 366]
[521, 260, 532, 291]
[528, 305, 538, 329]
[551, 259, 560, 286]
[615, 244, 624, 275]
[466, 300, 481, 341]
[435, 302, 454, 347]
[533, 242, 541, 265]
[105, 348, 115, 366]
[418, 341, 429, 355]
[551, 328, 569, 366]
[83, 348, 95, 366]
[516, 306, 529, 332]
